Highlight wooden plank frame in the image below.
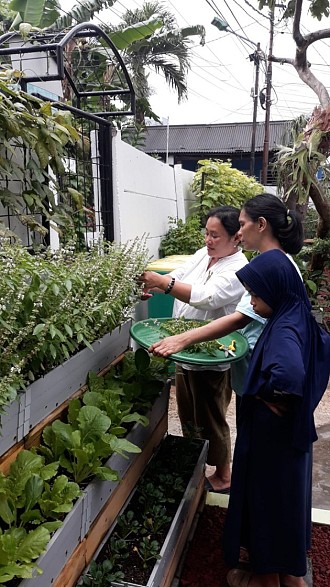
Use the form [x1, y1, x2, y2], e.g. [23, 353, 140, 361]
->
[18, 385, 170, 587]
[0, 322, 131, 460]
[80, 436, 209, 587]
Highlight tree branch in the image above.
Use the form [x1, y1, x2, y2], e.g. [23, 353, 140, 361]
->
[295, 66, 330, 107]
[270, 0, 330, 111]
[271, 56, 294, 66]
[292, 0, 305, 48]
[304, 28, 330, 46]
[309, 184, 330, 240]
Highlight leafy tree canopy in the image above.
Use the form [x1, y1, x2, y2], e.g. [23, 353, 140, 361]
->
[258, 0, 329, 20]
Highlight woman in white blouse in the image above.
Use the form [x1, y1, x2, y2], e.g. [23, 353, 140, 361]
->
[138, 206, 247, 492]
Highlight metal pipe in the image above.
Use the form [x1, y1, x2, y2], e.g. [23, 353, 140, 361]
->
[250, 43, 261, 177]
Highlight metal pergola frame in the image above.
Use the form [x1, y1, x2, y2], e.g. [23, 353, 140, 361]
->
[0, 22, 135, 124]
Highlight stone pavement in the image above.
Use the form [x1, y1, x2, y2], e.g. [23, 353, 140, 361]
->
[168, 382, 330, 511]
[312, 422, 330, 510]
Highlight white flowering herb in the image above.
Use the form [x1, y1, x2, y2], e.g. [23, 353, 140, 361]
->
[0, 236, 149, 408]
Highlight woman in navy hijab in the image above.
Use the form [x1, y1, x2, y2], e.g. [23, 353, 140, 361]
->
[225, 249, 330, 587]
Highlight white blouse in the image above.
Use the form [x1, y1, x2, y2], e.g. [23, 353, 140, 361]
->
[171, 246, 248, 321]
[170, 246, 248, 371]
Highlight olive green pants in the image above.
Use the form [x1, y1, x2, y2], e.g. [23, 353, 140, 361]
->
[175, 366, 232, 469]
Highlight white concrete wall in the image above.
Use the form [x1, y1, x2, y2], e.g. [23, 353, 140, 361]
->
[112, 132, 196, 260]
[179, 167, 196, 217]
[1, 130, 196, 255]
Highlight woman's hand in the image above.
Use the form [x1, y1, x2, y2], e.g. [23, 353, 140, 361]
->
[140, 288, 153, 301]
[137, 271, 168, 291]
[149, 333, 188, 357]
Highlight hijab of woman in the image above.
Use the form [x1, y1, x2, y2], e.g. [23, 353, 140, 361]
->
[236, 249, 330, 452]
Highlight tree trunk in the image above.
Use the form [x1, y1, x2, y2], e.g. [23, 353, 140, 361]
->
[286, 192, 309, 220]
[308, 183, 330, 270]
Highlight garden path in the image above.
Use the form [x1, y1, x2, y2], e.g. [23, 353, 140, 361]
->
[168, 380, 330, 510]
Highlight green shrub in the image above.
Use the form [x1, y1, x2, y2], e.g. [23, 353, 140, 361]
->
[191, 159, 264, 221]
[159, 216, 204, 257]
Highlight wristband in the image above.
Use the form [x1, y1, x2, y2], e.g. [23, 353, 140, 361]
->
[164, 276, 175, 295]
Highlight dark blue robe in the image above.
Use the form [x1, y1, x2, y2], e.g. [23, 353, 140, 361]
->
[224, 249, 330, 576]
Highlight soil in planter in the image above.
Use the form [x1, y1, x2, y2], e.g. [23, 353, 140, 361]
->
[179, 505, 330, 587]
[80, 435, 205, 587]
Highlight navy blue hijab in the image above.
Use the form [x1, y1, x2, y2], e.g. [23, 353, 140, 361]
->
[236, 249, 330, 452]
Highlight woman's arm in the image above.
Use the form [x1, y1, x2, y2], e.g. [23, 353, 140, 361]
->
[138, 271, 192, 303]
[262, 327, 305, 397]
[149, 311, 252, 356]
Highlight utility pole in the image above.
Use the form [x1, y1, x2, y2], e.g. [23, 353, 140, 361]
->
[165, 116, 170, 164]
[261, 5, 275, 185]
[211, 18, 265, 181]
[249, 42, 261, 177]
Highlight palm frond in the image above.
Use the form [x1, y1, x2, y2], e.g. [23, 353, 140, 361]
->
[52, 0, 117, 30]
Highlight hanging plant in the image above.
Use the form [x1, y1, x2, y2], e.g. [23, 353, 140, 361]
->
[0, 73, 83, 238]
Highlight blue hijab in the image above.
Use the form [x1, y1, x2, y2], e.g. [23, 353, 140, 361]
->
[236, 249, 330, 452]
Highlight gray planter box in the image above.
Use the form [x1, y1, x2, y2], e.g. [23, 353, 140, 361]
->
[0, 322, 131, 456]
[85, 435, 208, 587]
[18, 384, 170, 587]
[82, 387, 170, 535]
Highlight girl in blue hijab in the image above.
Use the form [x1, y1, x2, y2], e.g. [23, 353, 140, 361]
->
[225, 249, 330, 587]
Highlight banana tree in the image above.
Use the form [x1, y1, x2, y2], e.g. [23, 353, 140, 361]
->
[9, 0, 61, 29]
[7, 0, 119, 30]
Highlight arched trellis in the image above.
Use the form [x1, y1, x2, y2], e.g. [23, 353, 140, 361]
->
[0, 22, 135, 122]
[0, 23, 136, 245]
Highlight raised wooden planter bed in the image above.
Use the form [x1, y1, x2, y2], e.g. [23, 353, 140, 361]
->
[0, 322, 131, 460]
[0, 321, 173, 587]
[17, 385, 170, 587]
[78, 435, 208, 587]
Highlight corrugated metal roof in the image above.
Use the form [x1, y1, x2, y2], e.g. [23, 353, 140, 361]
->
[142, 120, 292, 154]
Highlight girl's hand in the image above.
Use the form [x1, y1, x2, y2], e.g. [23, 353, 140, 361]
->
[149, 334, 187, 357]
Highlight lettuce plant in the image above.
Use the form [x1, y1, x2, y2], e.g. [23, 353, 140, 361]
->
[0, 450, 81, 582]
[38, 405, 142, 485]
[0, 450, 80, 530]
[0, 525, 51, 583]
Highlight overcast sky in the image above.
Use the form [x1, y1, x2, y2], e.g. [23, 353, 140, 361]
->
[62, 0, 330, 125]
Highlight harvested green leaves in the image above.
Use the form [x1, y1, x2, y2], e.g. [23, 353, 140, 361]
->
[157, 318, 221, 356]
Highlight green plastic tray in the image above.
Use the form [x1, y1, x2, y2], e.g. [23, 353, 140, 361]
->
[130, 318, 249, 365]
